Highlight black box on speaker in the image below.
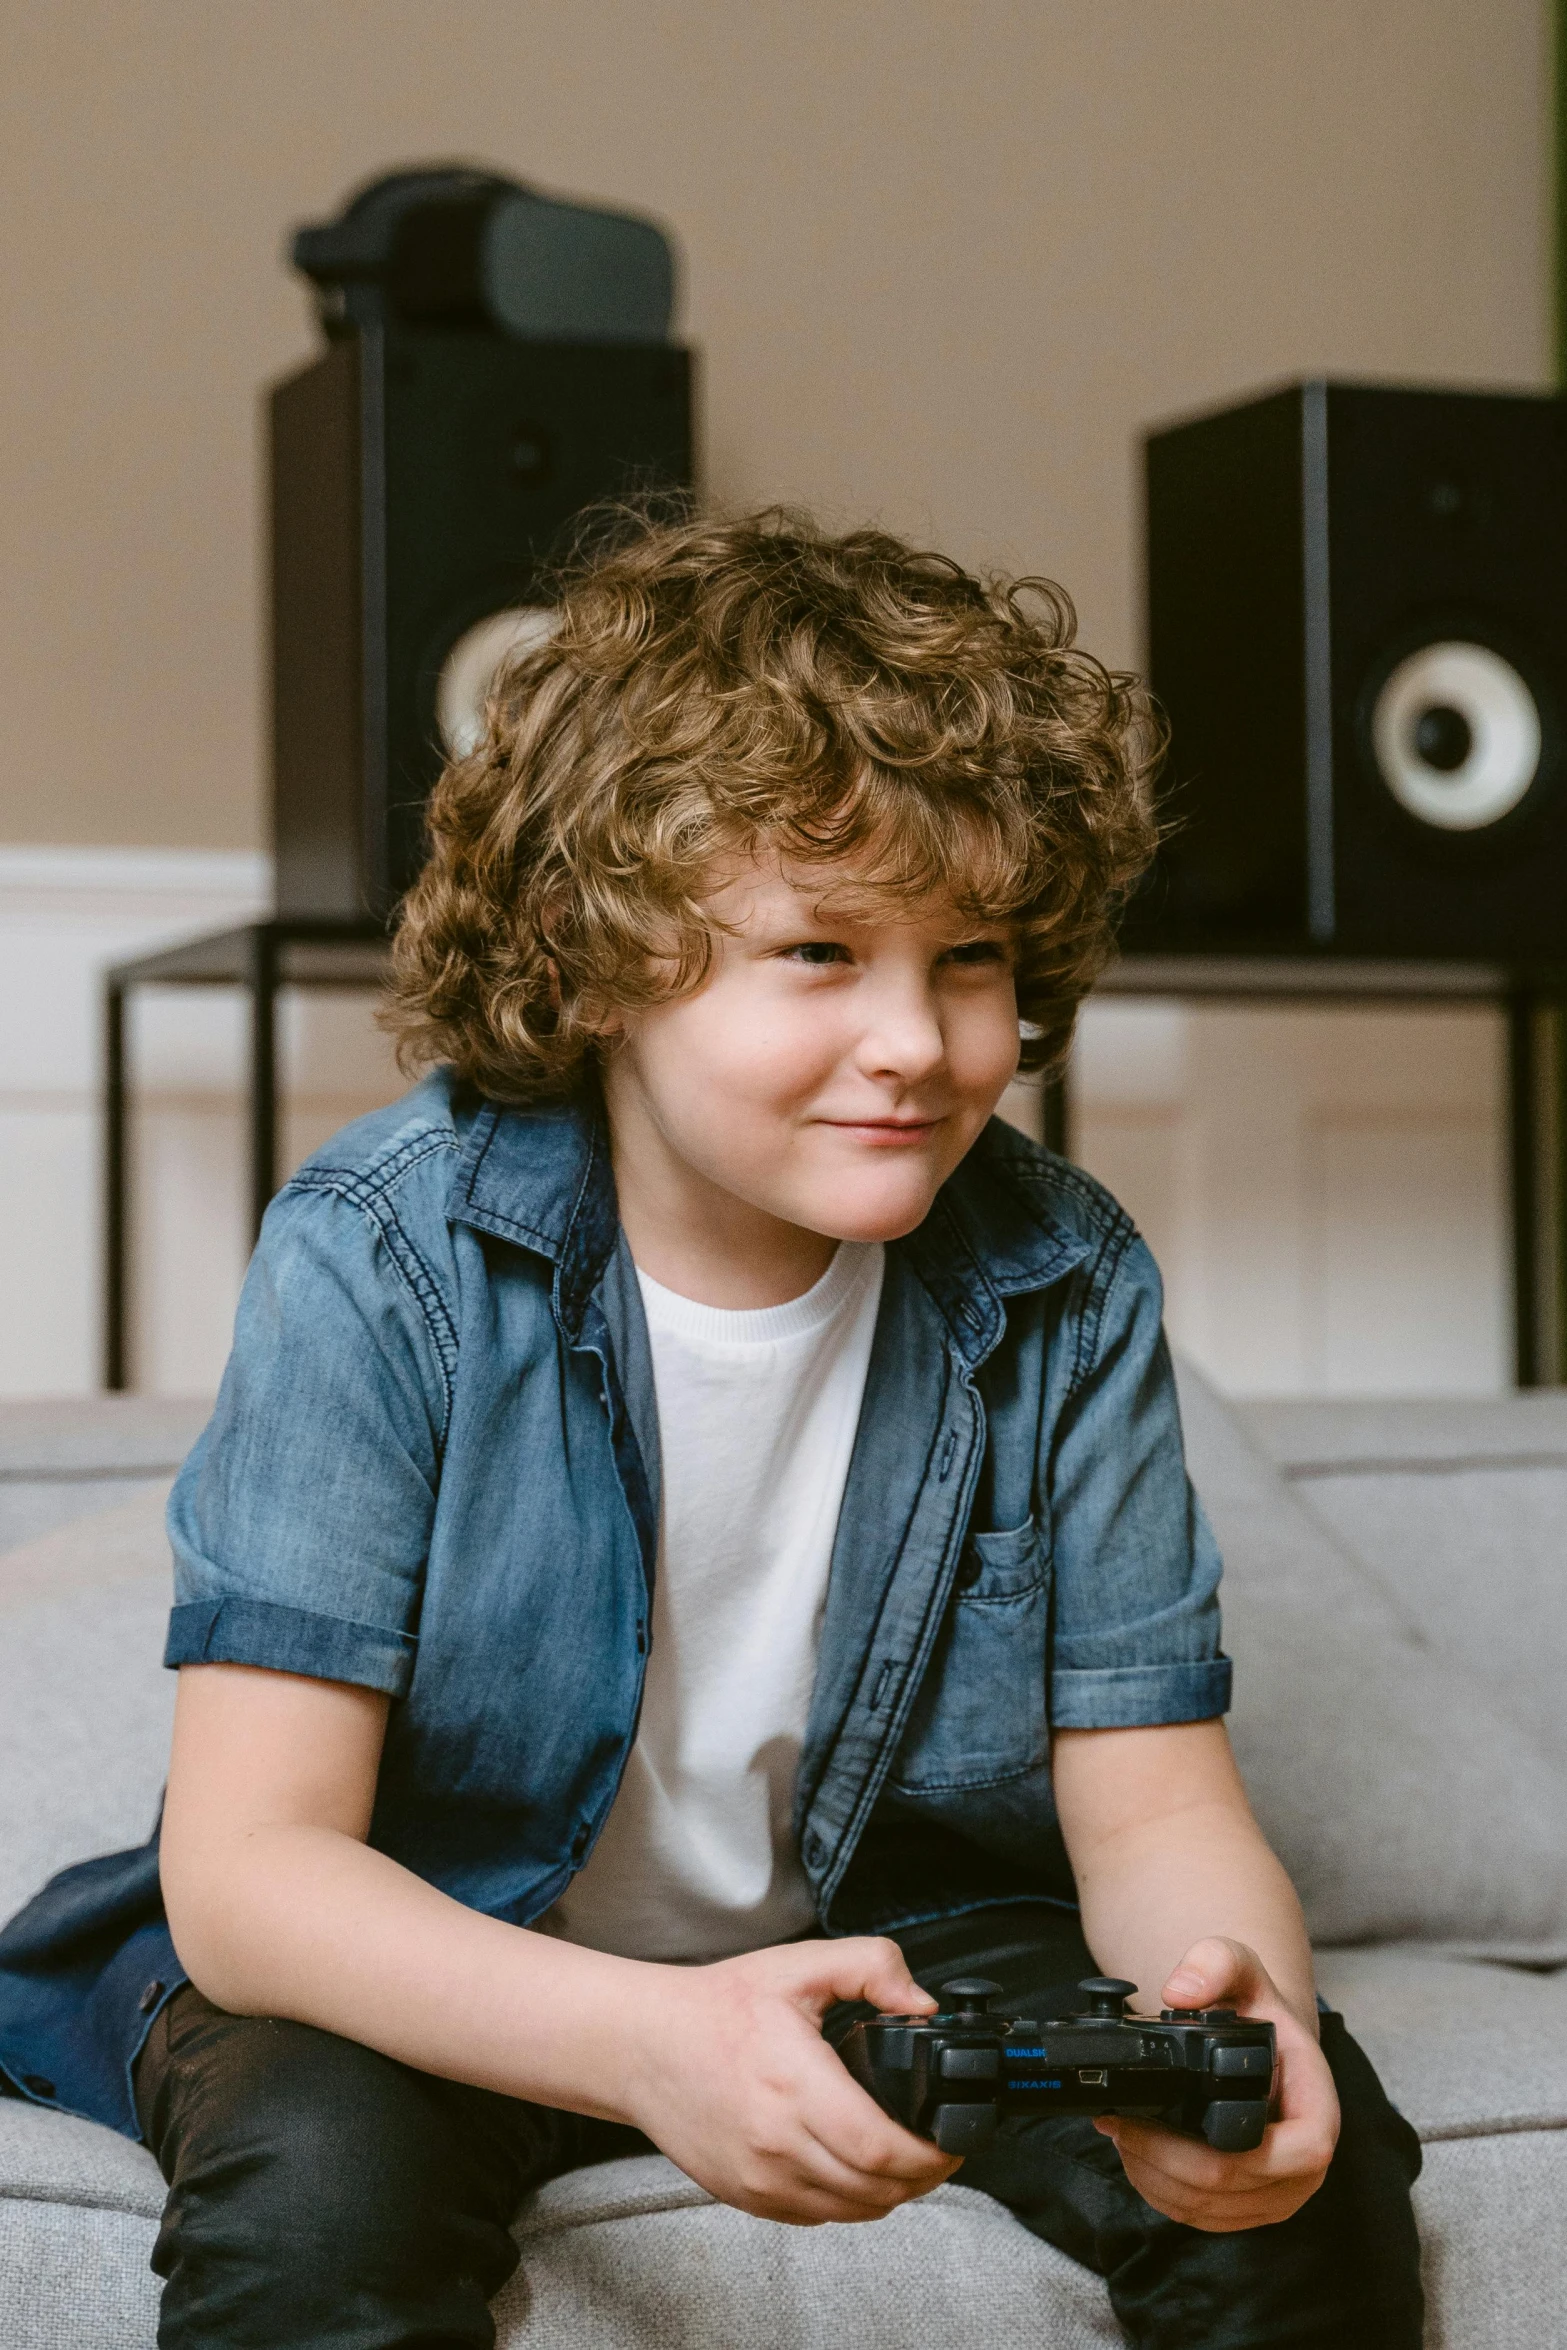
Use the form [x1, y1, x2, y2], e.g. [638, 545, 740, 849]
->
[1128, 380, 1567, 966]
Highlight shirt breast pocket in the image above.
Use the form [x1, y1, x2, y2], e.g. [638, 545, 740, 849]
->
[890, 1515, 1052, 1792]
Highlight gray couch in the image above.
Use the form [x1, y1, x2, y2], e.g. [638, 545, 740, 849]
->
[3, 1371, 1566, 2349]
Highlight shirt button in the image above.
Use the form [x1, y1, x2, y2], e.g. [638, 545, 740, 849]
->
[23, 2075, 56, 2099]
[571, 1824, 591, 1862]
[956, 1552, 984, 1589]
[138, 1979, 165, 2014]
[804, 1831, 827, 1868]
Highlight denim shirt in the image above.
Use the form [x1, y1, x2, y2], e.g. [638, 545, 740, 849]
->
[0, 1074, 1229, 2139]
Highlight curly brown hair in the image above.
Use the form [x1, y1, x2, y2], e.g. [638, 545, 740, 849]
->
[386, 506, 1160, 1103]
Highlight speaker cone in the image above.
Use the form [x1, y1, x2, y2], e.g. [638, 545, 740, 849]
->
[436, 607, 558, 759]
[1370, 639, 1541, 831]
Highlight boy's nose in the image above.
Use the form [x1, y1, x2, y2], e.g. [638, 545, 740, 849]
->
[853, 987, 946, 1084]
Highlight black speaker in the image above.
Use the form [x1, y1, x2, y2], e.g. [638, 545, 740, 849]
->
[1128, 381, 1567, 967]
[271, 169, 695, 917]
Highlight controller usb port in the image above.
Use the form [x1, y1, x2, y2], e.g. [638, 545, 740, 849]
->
[1078, 2068, 1109, 2086]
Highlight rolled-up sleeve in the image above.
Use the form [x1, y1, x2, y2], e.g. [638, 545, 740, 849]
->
[1047, 1232, 1230, 1730]
[164, 1177, 451, 1698]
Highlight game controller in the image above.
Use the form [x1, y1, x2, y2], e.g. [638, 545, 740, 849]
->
[837, 1975, 1278, 2155]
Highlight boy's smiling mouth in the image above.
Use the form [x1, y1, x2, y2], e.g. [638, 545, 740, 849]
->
[821, 1115, 943, 1145]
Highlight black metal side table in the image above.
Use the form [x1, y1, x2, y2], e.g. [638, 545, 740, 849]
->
[103, 919, 390, 1390]
[102, 935, 1566, 1392]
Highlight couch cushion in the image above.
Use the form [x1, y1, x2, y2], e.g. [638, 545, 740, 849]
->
[1315, 1945, 1567, 2139]
[0, 1491, 174, 1925]
[0, 1400, 208, 1556]
[0, 2198, 163, 2350]
[1242, 1394, 1567, 1775]
[495, 2156, 1119, 2347]
[0, 1399, 209, 1479]
[1413, 2134, 1567, 2350]
[1241, 1392, 1567, 1474]
[0, 2099, 164, 2220]
[0, 2101, 165, 2350]
[1176, 1361, 1567, 1959]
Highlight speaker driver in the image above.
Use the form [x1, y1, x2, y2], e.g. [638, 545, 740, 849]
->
[1369, 639, 1541, 832]
[436, 606, 558, 759]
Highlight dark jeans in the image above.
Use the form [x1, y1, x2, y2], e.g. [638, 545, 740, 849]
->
[132, 1905, 1423, 2350]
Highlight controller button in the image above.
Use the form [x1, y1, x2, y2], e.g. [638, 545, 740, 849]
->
[1212, 2044, 1272, 2078]
[1203, 2098, 1268, 2152]
[939, 2045, 1000, 2081]
[876, 2028, 916, 2071]
[932, 2102, 1000, 2154]
[940, 1977, 1002, 2015]
[1077, 1977, 1137, 2020]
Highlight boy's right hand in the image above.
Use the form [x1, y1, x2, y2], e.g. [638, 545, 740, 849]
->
[620, 1937, 961, 2225]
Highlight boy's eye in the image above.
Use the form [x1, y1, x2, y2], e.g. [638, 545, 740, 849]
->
[946, 939, 1009, 966]
[781, 940, 850, 966]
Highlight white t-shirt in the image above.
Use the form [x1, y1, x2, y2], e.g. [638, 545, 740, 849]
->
[541, 1240, 886, 1963]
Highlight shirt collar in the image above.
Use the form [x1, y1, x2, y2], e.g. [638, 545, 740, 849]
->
[447, 1094, 1092, 1361]
[447, 1094, 618, 1342]
[900, 1124, 1094, 1364]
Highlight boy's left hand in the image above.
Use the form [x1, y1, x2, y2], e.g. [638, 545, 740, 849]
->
[1092, 1938, 1339, 2233]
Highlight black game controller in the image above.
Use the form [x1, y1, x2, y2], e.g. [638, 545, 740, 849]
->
[838, 1976, 1277, 2156]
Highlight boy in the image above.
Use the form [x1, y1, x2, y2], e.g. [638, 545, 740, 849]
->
[0, 511, 1422, 2348]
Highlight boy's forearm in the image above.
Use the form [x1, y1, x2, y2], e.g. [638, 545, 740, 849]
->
[163, 1824, 664, 2118]
[1071, 1800, 1317, 2032]
[1052, 1720, 1318, 2032]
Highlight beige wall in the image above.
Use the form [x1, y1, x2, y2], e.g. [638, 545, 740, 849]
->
[0, 0, 1551, 852]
